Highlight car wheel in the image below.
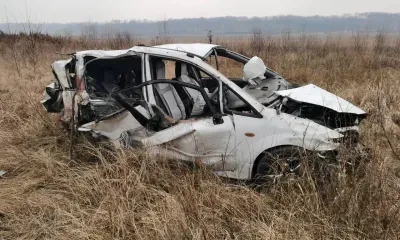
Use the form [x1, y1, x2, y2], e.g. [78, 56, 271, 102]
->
[253, 146, 304, 184]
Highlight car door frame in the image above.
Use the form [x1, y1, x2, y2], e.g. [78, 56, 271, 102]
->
[142, 53, 239, 169]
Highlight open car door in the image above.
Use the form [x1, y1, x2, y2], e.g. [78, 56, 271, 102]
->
[112, 80, 238, 171]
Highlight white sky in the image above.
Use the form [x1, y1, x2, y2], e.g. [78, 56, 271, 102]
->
[1, 0, 400, 23]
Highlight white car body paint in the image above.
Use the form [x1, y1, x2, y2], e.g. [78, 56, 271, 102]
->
[154, 43, 220, 57]
[44, 44, 365, 180]
[52, 60, 72, 89]
[78, 111, 142, 140]
[223, 108, 341, 179]
[275, 84, 366, 115]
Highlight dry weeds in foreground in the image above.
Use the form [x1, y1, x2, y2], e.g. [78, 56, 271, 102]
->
[0, 32, 399, 239]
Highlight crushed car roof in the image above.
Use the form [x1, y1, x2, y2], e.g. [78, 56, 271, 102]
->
[73, 44, 218, 59]
[154, 43, 220, 57]
[75, 49, 133, 58]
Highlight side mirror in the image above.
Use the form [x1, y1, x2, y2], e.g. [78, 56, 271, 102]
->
[213, 113, 224, 125]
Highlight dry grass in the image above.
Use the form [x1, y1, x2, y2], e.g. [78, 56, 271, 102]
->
[0, 32, 399, 239]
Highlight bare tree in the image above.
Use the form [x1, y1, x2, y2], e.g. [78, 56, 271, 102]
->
[264, 35, 276, 54]
[20, 2, 45, 73]
[109, 31, 133, 49]
[395, 36, 400, 54]
[250, 28, 265, 53]
[3, 8, 22, 77]
[80, 22, 98, 47]
[281, 25, 292, 51]
[21, 25, 43, 73]
[101, 23, 116, 41]
[374, 29, 387, 54]
[352, 30, 369, 54]
[206, 30, 213, 44]
[152, 18, 173, 45]
[62, 28, 73, 41]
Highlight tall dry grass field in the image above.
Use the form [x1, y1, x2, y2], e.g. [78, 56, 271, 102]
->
[0, 31, 399, 239]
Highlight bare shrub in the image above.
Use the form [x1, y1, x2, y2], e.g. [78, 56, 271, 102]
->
[80, 22, 98, 48]
[352, 30, 369, 54]
[281, 26, 292, 52]
[305, 35, 318, 52]
[21, 23, 43, 73]
[151, 19, 173, 45]
[394, 36, 400, 54]
[264, 35, 277, 54]
[2, 13, 23, 77]
[374, 30, 387, 54]
[206, 29, 213, 44]
[250, 28, 265, 53]
[108, 31, 134, 49]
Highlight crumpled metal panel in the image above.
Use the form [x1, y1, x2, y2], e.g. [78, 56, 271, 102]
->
[275, 84, 366, 115]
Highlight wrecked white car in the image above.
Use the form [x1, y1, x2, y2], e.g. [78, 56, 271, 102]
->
[42, 44, 367, 180]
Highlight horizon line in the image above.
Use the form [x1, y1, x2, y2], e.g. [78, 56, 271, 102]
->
[1, 11, 400, 25]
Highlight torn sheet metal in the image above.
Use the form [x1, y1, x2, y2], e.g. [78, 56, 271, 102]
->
[60, 90, 76, 122]
[78, 110, 144, 141]
[52, 60, 72, 89]
[141, 122, 195, 146]
[41, 83, 63, 113]
[275, 84, 366, 115]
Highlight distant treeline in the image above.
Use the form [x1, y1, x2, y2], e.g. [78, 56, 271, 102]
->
[1, 12, 400, 37]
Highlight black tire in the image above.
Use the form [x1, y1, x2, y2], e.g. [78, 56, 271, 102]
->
[253, 146, 304, 184]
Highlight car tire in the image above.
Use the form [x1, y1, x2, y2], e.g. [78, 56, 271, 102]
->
[253, 146, 304, 184]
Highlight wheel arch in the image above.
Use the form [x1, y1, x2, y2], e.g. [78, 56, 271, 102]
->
[250, 145, 306, 179]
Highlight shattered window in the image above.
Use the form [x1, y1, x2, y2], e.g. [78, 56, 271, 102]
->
[149, 58, 197, 82]
[85, 56, 143, 98]
[151, 59, 176, 79]
[149, 57, 217, 120]
[66, 58, 77, 89]
[223, 84, 258, 117]
[206, 56, 244, 80]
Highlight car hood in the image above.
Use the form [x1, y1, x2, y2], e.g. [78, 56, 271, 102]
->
[275, 84, 366, 115]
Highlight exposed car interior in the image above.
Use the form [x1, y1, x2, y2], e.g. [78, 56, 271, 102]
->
[85, 56, 143, 98]
[78, 55, 144, 122]
[205, 48, 249, 88]
[80, 52, 281, 126]
[148, 56, 260, 119]
[205, 49, 296, 107]
[149, 57, 213, 121]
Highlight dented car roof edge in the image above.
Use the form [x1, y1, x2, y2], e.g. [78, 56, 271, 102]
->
[154, 43, 220, 57]
[70, 45, 267, 113]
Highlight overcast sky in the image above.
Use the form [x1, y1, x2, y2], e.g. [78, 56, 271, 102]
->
[1, 0, 400, 23]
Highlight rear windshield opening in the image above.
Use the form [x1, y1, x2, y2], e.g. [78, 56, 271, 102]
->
[85, 56, 142, 98]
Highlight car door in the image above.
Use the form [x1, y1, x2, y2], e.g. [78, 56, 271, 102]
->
[221, 85, 267, 177]
[143, 54, 237, 171]
[184, 115, 237, 171]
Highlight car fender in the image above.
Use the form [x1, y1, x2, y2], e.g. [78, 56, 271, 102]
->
[231, 108, 342, 179]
